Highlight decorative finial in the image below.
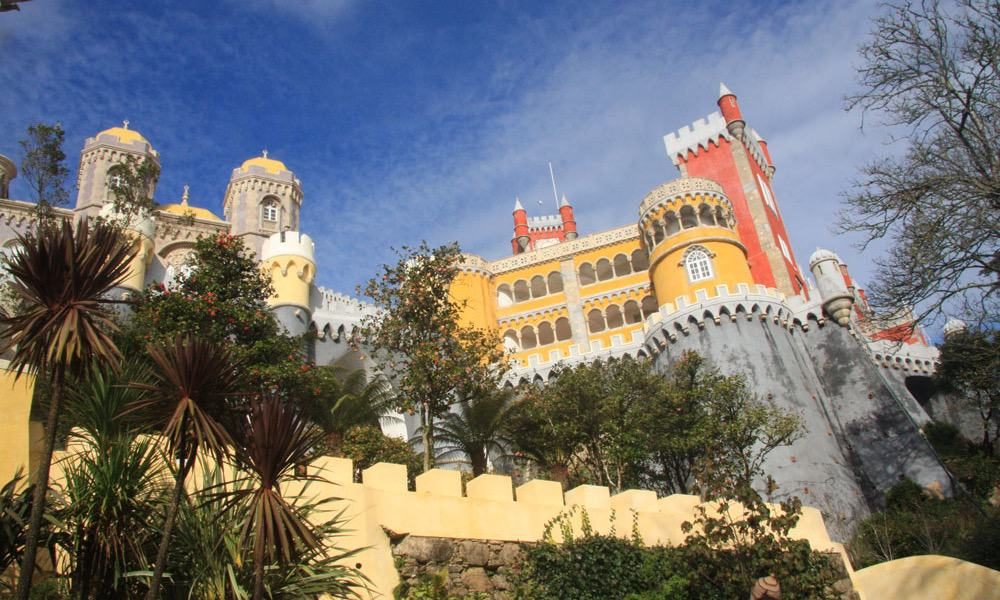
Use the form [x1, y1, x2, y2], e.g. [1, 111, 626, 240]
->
[122, 119, 130, 130]
[560, 194, 570, 207]
[181, 184, 189, 206]
[262, 148, 268, 159]
[514, 196, 524, 211]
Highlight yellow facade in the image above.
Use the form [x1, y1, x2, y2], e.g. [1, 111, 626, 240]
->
[121, 231, 155, 293]
[0, 364, 35, 484]
[265, 255, 316, 309]
[452, 266, 497, 331]
[647, 228, 749, 311]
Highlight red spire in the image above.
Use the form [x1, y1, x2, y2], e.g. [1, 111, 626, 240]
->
[717, 82, 745, 137]
[512, 197, 529, 254]
[558, 195, 577, 240]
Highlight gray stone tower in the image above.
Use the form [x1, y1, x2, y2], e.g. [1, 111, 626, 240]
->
[809, 248, 855, 327]
[260, 230, 315, 337]
[75, 123, 160, 221]
[0, 154, 15, 199]
[223, 153, 302, 259]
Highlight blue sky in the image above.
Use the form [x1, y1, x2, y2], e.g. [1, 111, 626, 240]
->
[0, 0, 897, 299]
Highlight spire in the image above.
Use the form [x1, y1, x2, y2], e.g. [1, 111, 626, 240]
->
[514, 196, 524, 211]
[122, 119, 130, 130]
[719, 82, 734, 99]
[559, 194, 570, 207]
[181, 184, 189, 206]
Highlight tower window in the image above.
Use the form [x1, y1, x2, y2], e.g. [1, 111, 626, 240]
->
[684, 247, 714, 282]
[262, 201, 279, 222]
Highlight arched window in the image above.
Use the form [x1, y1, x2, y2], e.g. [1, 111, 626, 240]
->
[665, 212, 681, 235]
[630, 248, 649, 271]
[653, 221, 665, 244]
[520, 325, 537, 350]
[555, 317, 572, 341]
[684, 246, 714, 282]
[530, 275, 548, 298]
[605, 305, 624, 329]
[537, 321, 555, 346]
[613, 254, 631, 277]
[261, 197, 280, 224]
[579, 263, 596, 286]
[680, 205, 698, 229]
[547, 271, 564, 293]
[503, 329, 519, 352]
[596, 258, 613, 281]
[716, 205, 730, 228]
[497, 284, 514, 307]
[587, 308, 606, 333]
[624, 300, 642, 324]
[641, 296, 658, 319]
[698, 203, 716, 226]
[513, 280, 530, 302]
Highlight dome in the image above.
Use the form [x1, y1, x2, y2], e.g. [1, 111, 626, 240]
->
[158, 203, 222, 222]
[240, 155, 289, 175]
[96, 125, 148, 145]
[942, 318, 967, 338]
[808, 248, 841, 268]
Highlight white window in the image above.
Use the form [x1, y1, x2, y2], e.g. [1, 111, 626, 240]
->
[757, 174, 776, 212]
[262, 202, 279, 222]
[685, 247, 714, 282]
[778, 236, 792, 262]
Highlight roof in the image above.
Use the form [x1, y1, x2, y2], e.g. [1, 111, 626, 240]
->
[240, 155, 289, 174]
[159, 202, 222, 222]
[96, 126, 147, 145]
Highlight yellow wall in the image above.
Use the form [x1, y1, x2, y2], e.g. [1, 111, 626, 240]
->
[648, 227, 750, 311]
[452, 270, 497, 331]
[121, 234, 154, 293]
[0, 364, 34, 484]
[265, 255, 315, 309]
[853, 555, 1000, 600]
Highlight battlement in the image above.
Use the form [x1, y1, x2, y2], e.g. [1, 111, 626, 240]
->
[526, 213, 562, 230]
[261, 230, 315, 263]
[663, 110, 771, 175]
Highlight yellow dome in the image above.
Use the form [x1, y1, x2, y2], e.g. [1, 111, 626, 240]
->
[159, 203, 221, 222]
[240, 155, 288, 174]
[96, 125, 147, 145]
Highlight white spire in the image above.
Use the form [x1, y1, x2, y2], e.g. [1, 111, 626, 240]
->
[719, 82, 734, 98]
[514, 197, 524, 211]
[181, 184, 189, 206]
[559, 194, 570, 207]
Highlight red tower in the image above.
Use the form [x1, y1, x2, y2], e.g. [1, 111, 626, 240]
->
[663, 83, 806, 297]
[510, 196, 579, 255]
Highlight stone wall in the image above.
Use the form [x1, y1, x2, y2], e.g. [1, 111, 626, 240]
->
[391, 534, 524, 598]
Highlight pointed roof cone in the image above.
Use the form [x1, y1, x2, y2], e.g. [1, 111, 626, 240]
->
[514, 197, 525, 211]
[719, 82, 735, 98]
[559, 194, 571, 207]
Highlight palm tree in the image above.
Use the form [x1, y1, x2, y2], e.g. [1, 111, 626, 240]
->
[61, 361, 166, 599]
[129, 335, 243, 600]
[420, 388, 514, 476]
[0, 219, 135, 600]
[311, 368, 397, 452]
[227, 395, 356, 600]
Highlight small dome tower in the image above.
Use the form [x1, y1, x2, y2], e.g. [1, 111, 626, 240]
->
[224, 152, 303, 259]
[942, 317, 968, 339]
[261, 230, 316, 336]
[76, 122, 160, 221]
[808, 248, 854, 327]
[98, 203, 155, 298]
[640, 177, 751, 311]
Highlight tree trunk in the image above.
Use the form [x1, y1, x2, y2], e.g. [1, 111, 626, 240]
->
[421, 401, 434, 472]
[15, 370, 64, 600]
[146, 455, 189, 600]
[549, 463, 569, 489]
[471, 447, 487, 476]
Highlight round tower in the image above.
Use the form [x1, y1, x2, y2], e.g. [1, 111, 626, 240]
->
[639, 177, 751, 311]
[558, 195, 578, 240]
[717, 82, 745, 138]
[98, 203, 154, 297]
[224, 152, 303, 259]
[0, 154, 15, 199]
[452, 254, 497, 331]
[808, 248, 854, 327]
[512, 198, 529, 254]
[942, 317, 967, 339]
[261, 231, 315, 336]
[76, 122, 160, 221]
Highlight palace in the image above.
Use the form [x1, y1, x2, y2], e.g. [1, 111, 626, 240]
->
[0, 85, 953, 540]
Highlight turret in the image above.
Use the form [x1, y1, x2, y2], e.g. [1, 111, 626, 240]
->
[224, 152, 303, 259]
[261, 231, 315, 336]
[98, 203, 154, 298]
[76, 122, 160, 221]
[512, 198, 529, 254]
[717, 82, 745, 138]
[808, 248, 854, 327]
[0, 154, 15, 199]
[640, 177, 751, 312]
[751, 128, 775, 177]
[942, 317, 967, 339]
[558, 195, 577, 240]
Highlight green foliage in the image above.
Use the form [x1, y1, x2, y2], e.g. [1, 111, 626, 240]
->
[309, 368, 397, 443]
[419, 387, 514, 475]
[105, 155, 159, 223]
[935, 328, 1000, 452]
[394, 569, 488, 600]
[18, 122, 69, 217]
[358, 241, 507, 470]
[0, 470, 33, 593]
[341, 425, 422, 486]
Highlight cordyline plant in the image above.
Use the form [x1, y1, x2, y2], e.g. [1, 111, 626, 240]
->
[128, 335, 243, 600]
[0, 218, 135, 600]
[357, 242, 507, 472]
